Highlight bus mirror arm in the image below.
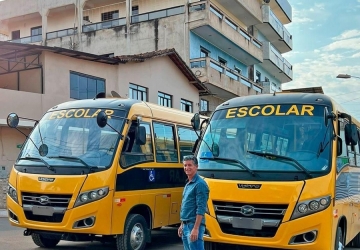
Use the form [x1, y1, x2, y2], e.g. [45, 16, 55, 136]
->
[96, 111, 123, 139]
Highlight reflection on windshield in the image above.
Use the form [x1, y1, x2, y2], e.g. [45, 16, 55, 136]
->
[198, 104, 331, 174]
[18, 108, 126, 168]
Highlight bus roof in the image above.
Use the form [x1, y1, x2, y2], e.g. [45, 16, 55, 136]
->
[48, 97, 201, 124]
[216, 93, 333, 111]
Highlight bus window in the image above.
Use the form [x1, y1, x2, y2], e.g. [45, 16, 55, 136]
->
[154, 122, 178, 162]
[120, 122, 154, 168]
[177, 126, 197, 160]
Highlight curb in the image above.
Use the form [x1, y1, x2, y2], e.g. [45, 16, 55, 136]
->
[0, 209, 7, 218]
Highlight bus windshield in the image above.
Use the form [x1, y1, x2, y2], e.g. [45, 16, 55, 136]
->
[17, 108, 126, 169]
[197, 104, 332, 175]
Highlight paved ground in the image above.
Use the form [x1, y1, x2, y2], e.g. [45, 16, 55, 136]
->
[1, 211, 359, 250]
[0, 217, 183, 250]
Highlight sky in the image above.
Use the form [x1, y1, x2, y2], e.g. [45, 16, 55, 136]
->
[284, 0, 360, 120]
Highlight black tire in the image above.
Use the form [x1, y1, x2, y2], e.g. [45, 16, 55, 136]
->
[335, 227, 344, 250]
[32, 233, 60, 248]
[116, 214, 148, 250]
[205, 241, 214, 250]
[351, 232, 360, 247]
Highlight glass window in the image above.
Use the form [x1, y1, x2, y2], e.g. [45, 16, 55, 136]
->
[31, 26, 42, 36]
[181, 99, 193, 113]
[129, 83, 147, 101]
[178, 127, 198, 160]
[158, 92, 172, 108]
[101, 10, 119, 21]
[200, 99, 209, 112]
[234, 66, 242, 75]
[200, 47, 209, 58]
[218, 57, 227, 66]
[70, 71, 106, 100]
[121, 122, 154, 168]
[256, 70, 261, 83]
[154, 122, 178, 162]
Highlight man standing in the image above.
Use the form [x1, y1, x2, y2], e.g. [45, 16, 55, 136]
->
[178, 155, 209, 250]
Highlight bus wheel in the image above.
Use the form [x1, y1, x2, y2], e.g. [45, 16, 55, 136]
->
[351, 232, 360, 247]
[117, 214, 147, 250]
[334, 227, 344, 250]
[32, 233, 60, 248]
[205, 241, 215, 250]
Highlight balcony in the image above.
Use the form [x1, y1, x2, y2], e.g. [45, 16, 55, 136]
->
[189, 2, 263, 66]
[131, 6, 185, 24]
[269, 0, 292, 24]
[8, 35, 42, 44]
[262, 42, 293, 83]
[83, 18, 126, 33]
[255, 5, 292, 53]
[47, 27, 77, 40]
[190, 57, 262, 100]
[215, 0, 262, 26]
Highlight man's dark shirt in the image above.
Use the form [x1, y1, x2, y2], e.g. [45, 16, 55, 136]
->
[180, 173, 209, 225]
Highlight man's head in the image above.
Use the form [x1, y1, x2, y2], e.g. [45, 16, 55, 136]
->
[183, 155, 198, 179]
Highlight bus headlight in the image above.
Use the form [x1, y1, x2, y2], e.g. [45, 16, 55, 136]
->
[74, 187, 109, 207]
[7, 184, 18, 203]
[291, 195, 331, 220]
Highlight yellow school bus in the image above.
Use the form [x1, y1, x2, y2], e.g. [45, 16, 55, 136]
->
[6, 96, 201, 249]
[190, 93, 360, 249]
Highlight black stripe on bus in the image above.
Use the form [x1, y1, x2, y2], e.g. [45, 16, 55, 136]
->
[116, 168, 187, 191]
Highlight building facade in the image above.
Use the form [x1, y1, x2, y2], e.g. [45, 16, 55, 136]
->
[0, 42, 206, 208]
[0, 0, 293, 115]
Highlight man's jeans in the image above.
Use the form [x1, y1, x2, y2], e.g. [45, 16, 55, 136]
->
[182, 222, 205, 250]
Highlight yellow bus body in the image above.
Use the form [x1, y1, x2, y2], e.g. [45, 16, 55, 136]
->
[196, 93, 360, 250]
[6, 98, 202, 249]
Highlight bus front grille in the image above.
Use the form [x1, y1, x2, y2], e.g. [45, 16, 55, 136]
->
[212, 201, 288, 237]
[21, 192, 72, 223]
[22, 192, 72, 208]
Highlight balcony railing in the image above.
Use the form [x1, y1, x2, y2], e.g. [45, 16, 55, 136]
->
[83, 18, 126, 33]
[9, 35, 42, 44]
[47, 27, 77, 40]
[131, 5, 185, 23]
[190, 57, 262, 93]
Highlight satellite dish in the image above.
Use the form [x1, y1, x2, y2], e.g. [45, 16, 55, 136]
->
[111, 90, 121, 98]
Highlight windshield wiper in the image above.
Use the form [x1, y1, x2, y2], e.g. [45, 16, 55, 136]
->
[247, 151, 313, 178]
[19, 157, 55, 172]
[200, 157, 256, 176]
[48, 155, 97, 173]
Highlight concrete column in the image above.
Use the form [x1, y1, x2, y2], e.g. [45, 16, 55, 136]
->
[77, 0, 88, 51]
[41, 9, 49, 44]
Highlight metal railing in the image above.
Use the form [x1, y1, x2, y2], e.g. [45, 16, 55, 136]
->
[9, 34, 42, 44]
[190, 57, 262, 93]
[131, 5, 185, 23]
[47, 27, 77, 40]
[83, 17, 126, 33]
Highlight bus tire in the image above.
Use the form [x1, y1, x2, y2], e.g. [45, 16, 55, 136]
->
[205, 241, 214, 250]
[31, 233, 60, 248]
[351, 232, 360, 247]
[116, 214, 147, 250]
[335, 226, 344, 250]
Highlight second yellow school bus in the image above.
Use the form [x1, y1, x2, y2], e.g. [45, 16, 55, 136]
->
[6, 97, 201, 250]
[191, 93, 360, 249]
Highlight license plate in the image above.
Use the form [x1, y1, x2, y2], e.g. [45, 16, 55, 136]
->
[232, 217, 262, 230]
[32, 206, 54, 216]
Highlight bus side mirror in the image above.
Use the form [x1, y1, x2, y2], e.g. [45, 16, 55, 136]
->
[97, 111, 108, 128]
[7, 113, 19, 128]
[136, 125, 146, 145]
[344, 124, 358, 146]
[191, 113, 200, 131]
[337, 137, 342, 157]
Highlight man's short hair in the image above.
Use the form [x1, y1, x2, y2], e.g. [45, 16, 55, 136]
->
[183, 155, 198, 165]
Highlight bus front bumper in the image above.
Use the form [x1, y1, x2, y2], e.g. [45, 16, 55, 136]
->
[6, 191, 113, 235]
[204, 209, 332, 250]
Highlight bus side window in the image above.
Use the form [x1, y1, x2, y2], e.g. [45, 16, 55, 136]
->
[337, 120, 350, 171]
[178, 126, 197, 160]
[356, 129, 360, 167]
[120, 122, 154, 168]
[154, 122, 178, 162]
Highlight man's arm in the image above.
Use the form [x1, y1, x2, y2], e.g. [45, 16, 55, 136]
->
[190, 182, 209, 241]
